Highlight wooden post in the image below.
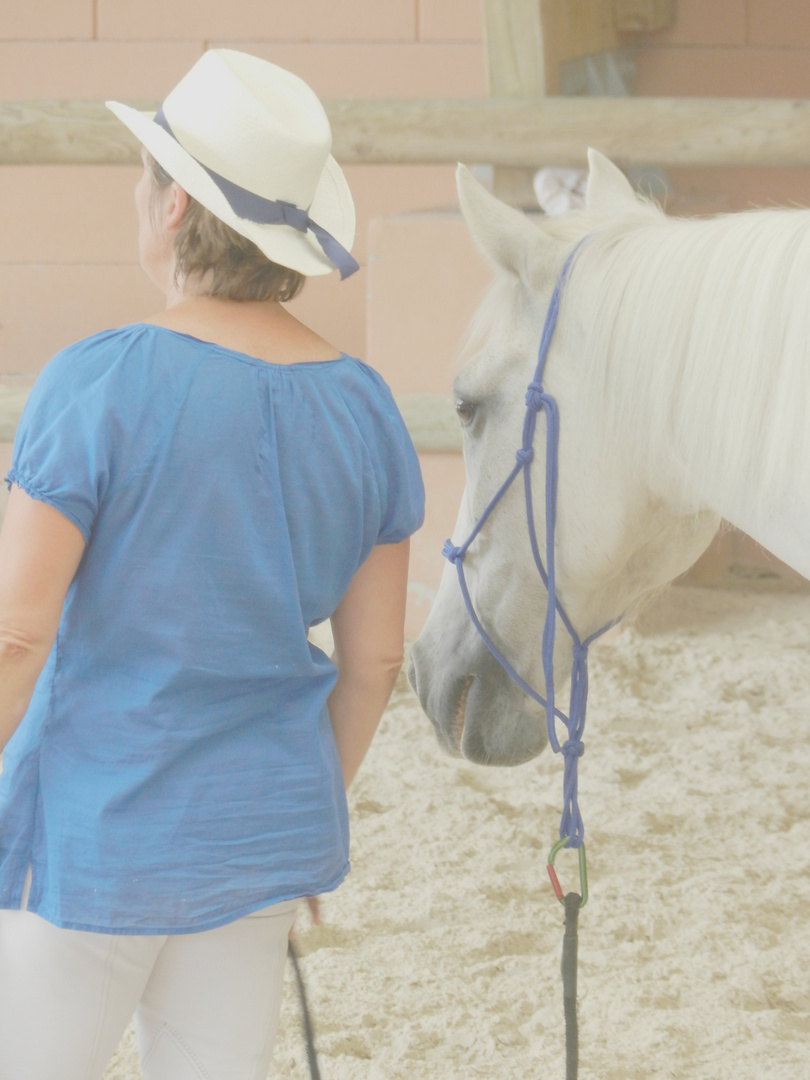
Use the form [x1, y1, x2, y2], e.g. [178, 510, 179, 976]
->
[481, 0, 546, 205]
[480, 0, 625, 205]
[540, 0, 620, 86]
[481, 0, 547, 98]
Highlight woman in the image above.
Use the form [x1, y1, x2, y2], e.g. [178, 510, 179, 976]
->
[0, 50, 424, 1080]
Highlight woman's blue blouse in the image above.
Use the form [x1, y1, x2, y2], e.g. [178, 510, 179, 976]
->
[0, 324, 424, 934]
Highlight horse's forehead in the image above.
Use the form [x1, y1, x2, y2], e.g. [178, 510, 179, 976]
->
[455, 335, 535, 400]
[456, 282, 547, 395]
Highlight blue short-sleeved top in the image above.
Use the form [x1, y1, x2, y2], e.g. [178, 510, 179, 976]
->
[0, 324, 424, 934]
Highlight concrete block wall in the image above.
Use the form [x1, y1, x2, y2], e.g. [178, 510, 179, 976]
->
[0, 0, 486, 377]
[632, 0, 810, 212]
[367, 213, 490, 636]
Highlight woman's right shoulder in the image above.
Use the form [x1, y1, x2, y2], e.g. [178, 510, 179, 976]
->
[42, 324, 150, 374]
[32, 325, 164, 403]
[19, 327, 172, 438]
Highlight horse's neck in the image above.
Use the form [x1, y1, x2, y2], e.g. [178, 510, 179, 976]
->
[664, 374, 810, 579]
[582, 211, 810, 584]
[658, 361, 810, 579]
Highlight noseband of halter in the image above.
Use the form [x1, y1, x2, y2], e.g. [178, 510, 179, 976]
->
[442, 241, 619, 850]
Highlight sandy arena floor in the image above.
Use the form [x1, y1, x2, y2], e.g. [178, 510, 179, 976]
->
[103, 586, 810, 1080]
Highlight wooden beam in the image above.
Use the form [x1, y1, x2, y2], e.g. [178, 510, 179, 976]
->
[0, 384, 31, 442]
[5, 97, 810, 168]
[329, 97, 810, 168]
[395, 394, 461, 452]
[0, 384, 461, 453]
[0, 100, 156, 165]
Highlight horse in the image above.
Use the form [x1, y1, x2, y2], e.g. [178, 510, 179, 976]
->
[408, 149, 810, 768]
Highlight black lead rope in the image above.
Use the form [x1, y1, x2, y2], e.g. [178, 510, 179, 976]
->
[287, 899, 578, 1080]
[547, 837, 586, 1078]
[287, 941, 322, 1080]
[561, 892, 581, 1080]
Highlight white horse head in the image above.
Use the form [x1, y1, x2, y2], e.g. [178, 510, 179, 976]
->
[409, 147, 810, 765]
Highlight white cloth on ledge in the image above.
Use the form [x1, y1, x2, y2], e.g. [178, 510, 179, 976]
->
[533, 167, 588, 215]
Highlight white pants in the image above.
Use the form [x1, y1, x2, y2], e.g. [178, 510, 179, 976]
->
[0, 899, 298, 1080]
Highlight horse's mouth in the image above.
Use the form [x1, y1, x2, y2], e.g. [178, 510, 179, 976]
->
[410, 643, 550, 766]
[407, 656, 472, 758]
[449, 675, 473, 755]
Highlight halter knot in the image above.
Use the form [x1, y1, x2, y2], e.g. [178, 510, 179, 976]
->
[438, 239, 609, 857]
[442, 540, 462, 563]
[572, 642, 588, 663]
[525, 381, 546, 412]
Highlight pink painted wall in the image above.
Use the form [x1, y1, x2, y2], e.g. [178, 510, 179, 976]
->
[0, 0, 485, 377]
[1, 0, 810, 633]
[633, 0, 810, 213]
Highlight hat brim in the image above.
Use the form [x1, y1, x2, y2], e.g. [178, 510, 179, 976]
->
[107, 100, 356, 278]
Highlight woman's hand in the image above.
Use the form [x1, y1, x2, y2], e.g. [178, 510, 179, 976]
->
[302, 896, 321, 925]
[289, 896, 321, 939]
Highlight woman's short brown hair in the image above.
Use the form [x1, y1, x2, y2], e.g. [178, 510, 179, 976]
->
[146, 154, 305, 303]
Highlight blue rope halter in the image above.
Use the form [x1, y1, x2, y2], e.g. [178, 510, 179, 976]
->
[442, 243, 619, 849]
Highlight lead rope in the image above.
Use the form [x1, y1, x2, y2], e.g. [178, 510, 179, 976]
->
[287, 249, 594, 1080]
[443, 240, 614, 1079]
[288, 941, 322, 1080]
[562, 893, 580, 1079]
[548, 836, 587, 1079]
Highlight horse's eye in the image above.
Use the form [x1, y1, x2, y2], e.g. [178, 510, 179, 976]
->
[455, 399, 476, 426]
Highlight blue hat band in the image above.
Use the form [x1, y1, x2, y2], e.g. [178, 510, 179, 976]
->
[153, 106, 359, 280]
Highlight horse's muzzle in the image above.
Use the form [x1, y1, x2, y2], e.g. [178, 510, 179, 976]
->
[408, 642, 548, 766]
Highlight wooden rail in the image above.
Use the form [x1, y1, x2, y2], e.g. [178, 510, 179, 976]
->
[5, 97, 810, 167]
[0, 383, 462, 452]
[395, 393, 462, 452]
[0, 385, 32, 442]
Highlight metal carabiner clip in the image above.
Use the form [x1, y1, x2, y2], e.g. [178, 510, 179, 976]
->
[546, 835, 588, 908]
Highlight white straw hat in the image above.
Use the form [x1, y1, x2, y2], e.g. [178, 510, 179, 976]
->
[107, 49, 357, 278]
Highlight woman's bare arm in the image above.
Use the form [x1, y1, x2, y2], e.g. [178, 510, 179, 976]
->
[0, 487, 86, 752]
[327, 538, 410, 788]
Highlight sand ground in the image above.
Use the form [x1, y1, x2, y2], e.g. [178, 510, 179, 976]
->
[103, 586, 810, 1080]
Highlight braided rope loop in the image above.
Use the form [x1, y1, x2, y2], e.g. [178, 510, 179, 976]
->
[442, 240, 621, 850]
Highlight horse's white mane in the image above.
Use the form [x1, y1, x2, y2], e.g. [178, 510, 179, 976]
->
[569, 203, 810, 512]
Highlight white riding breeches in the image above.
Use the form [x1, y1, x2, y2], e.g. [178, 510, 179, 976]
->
[0, 898, 298, 1080]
